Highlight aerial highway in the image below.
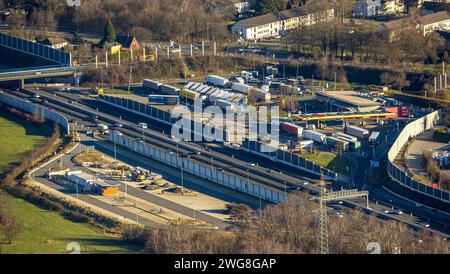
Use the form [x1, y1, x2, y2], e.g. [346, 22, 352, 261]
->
[5, 88, 450, 237]
[0, 66, 83, 81]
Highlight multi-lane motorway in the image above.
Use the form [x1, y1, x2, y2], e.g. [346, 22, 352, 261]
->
[5, 88, 450, 237]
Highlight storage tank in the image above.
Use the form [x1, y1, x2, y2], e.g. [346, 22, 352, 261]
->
[346, 125, 369, 139]
[148, 95, 180, 105]
[281, 122, 303, 137]
[303, 130, 326, 143]
[159, 84, 180, 95]
[206, 75, 229, 87]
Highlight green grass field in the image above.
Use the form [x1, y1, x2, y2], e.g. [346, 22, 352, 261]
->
[0, 110, 141, 254]
[300, 152, 354, 176]
[0, 110, 53, 175]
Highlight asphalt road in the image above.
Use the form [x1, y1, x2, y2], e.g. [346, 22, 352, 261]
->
[9, 88, 450, 236]
[31, 133, 232, 230]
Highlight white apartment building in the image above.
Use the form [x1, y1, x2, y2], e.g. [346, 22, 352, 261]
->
[380, 11, 450, 40]
[231, 8, 335, 40]
[353, 0, 405, 17]
[231, 0, 252, 14]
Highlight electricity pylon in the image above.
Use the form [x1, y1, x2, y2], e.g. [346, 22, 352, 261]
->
[317, 173, 370, 254]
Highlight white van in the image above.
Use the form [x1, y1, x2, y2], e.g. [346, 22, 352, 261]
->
[138, 122, 147, 129]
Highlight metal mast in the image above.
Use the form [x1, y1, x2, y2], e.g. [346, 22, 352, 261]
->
[317, 173, 370, 254]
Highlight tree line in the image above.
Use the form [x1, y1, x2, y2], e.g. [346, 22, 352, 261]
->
[121, 193, 449, 254]
[1, 0, 231, 42]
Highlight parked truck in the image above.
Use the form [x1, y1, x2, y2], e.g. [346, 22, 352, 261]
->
[281, 122, 303, 137]
[333, 132, 357, 142]
[232, 82, 251, 94]
[369, 131, 380, 144]
[326, 136, 349, 151]
[303, 130, 326, 143]
[159, 84, 180, 95]
[206, 75, 229, 87]
[143, 79, 161, 91]
[97, 123, 109, 133]
[215, 99, 236, 111]
[249, 88, 271, 102]
[180, 89, 200, 101]
[346, 125, 369, 139]
[148, 95, 180, 105]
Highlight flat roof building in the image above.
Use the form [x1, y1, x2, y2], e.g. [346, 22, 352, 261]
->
[315, 90, 382, 112]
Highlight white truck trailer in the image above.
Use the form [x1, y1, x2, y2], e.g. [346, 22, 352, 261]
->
[206, 75, 229, 87]
[303, 130, 326, 143]
[346, 125, 369, 139]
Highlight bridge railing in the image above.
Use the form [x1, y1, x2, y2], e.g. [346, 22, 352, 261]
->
[387, 110, 450, 203]
[0, 64, 69, 74]
[0, 32, 72, 66]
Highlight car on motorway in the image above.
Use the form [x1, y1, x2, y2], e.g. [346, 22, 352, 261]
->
[247, 162, 256, 167]
[89, 115, 99, 122]
[33, 94, 40, 98]
[114, 122, 123, 128]
[138, 122, 147, 129]
[334, 210, 344, 218]
[383, 208, 403, 215]
[68, 99, 77, 104]
[420, 222, 430, 228]
[300, 180, 309, 185]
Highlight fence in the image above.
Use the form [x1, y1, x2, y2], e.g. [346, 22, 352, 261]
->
[99, 94, 345, 181]
[109, 131, 285, 203]
[242, 138, 339, 182]
[0, 32, 72, 66]
[99, 94, 228, 142]
[387, 110, 450, 203]
[0, 92, 70, 135]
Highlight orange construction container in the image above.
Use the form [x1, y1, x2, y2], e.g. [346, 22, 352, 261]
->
[102, 187, 119, 196]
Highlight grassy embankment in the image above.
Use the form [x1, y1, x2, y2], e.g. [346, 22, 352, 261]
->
[299, 151, 354, 176]
[0, 109, 140, 254]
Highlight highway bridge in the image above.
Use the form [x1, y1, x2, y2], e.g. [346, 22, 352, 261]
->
[0, 66, 83, 85]
[0, 32, 82, 87]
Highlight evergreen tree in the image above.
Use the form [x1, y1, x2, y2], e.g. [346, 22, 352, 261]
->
[103, 20, 116, 43]
[256, 0, 288, 15]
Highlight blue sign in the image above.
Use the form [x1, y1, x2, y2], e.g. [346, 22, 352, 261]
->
[371, 161, 380, 168]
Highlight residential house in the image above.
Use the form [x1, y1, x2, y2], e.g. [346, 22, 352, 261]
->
[116, 35, 140, 51]
[39, 37, 68, 49]
[380, 10, 450, 40]
[353, 0, 382, 17]
[230, 0, 252, 14]
[422, 0, 450, 14]
[231, 7, 335, 40]
[353, 0, 405, 17]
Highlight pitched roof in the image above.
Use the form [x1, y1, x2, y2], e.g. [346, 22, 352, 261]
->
[382, 11, 450, 31]
[420, 11, 450, 25]
[116, 35, 138, 48]
[40, 37, 68, 46]
[235, 12, 280, 28]
[235, 4, 332, 28]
